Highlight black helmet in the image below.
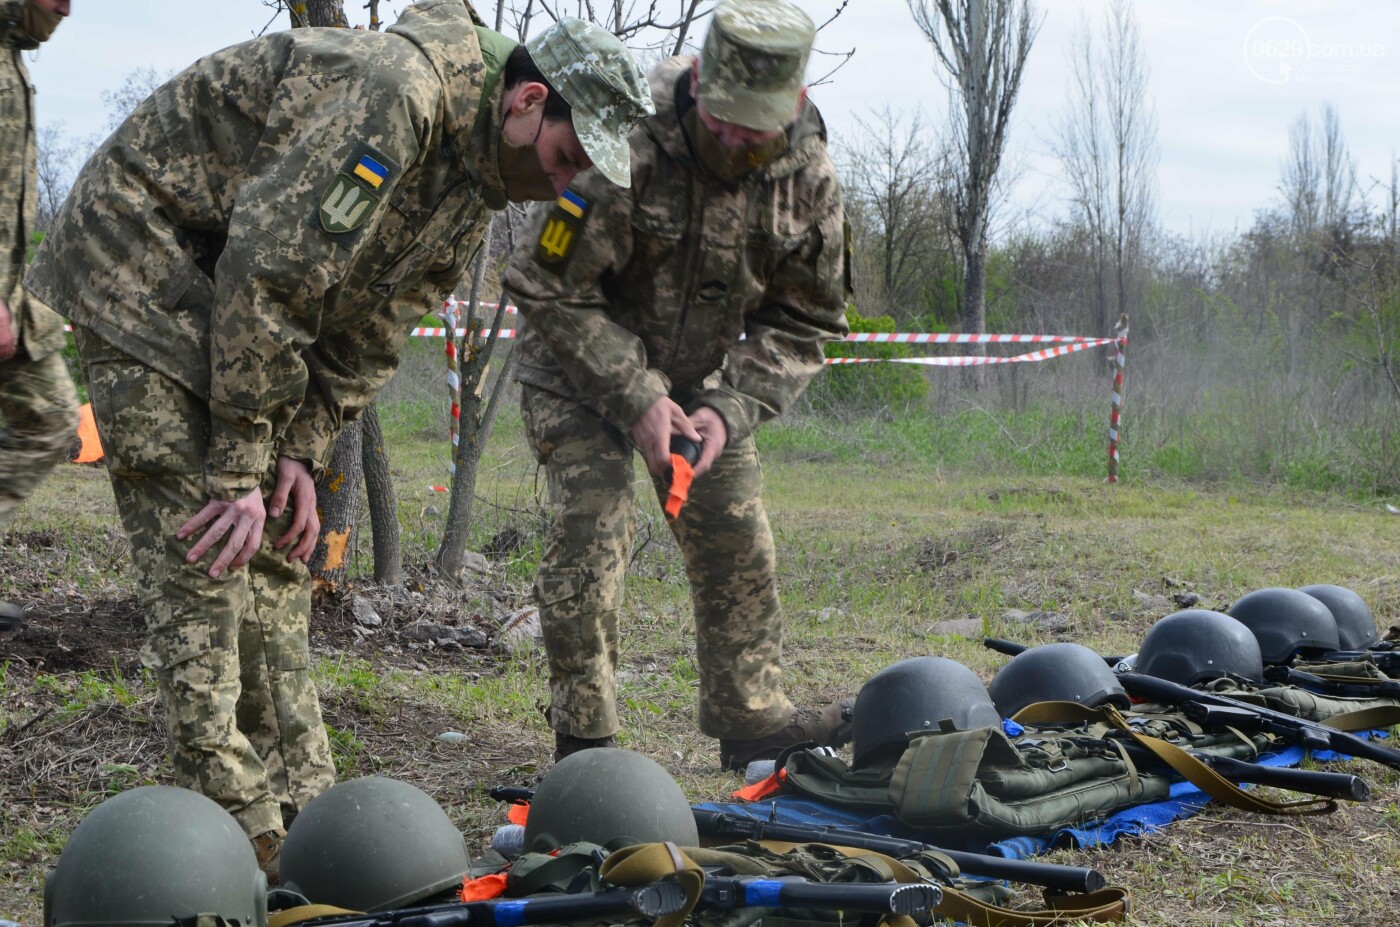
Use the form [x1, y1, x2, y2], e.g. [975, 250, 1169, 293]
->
[852, 656, 999, 770]
[1298, 584, 1378, 651]
[524, 748, 697, 853]
[1137, 609, 1264, 685]
[1228, 587, 1340, 664]
[989, 643, 1129, 719]
[44, 785, 266, 927]
[280, 777, 471, 912]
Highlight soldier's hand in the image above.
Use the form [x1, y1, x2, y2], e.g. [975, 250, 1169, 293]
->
[0, 298, 15, 361]
[177, 489, 267, 579]
[269, 456, 319, 564]
[688, 406, 728, 479]
[631, 396, 701, 478]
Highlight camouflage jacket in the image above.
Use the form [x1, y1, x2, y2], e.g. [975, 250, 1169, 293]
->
[505, 56, 849, 443]
[0, 0, 63, 359]
[26, 0, 512, 498]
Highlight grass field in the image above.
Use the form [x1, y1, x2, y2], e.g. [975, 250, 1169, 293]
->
[3, 347, 1400, 924]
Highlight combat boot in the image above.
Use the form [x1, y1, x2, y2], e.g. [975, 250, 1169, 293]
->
[554, 732, 618, 763]
[718, 698, 855, 772]
[250, 828, 285, 887]
[0, 601, 24, 631]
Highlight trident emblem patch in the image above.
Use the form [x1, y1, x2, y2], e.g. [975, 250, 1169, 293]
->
[536, 189, 588, 268]
[320, 175, 378, 233]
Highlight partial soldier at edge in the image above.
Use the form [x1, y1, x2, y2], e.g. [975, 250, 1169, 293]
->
[505, 0, 855, 771]
[0, 0, 78, 631]
[25, 0, 652, 883]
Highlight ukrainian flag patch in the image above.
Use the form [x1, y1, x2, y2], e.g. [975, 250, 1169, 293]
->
[556, 189, 587, 219]
[536, 188, 589, 269]
[353, 155, 390, 189]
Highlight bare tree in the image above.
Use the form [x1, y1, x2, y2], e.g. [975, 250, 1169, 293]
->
[1053, 0, 1156, 336]
[34, 124, 78, 232]
[909, 0, 1039, 350]
[837, 108, 949, 316]
[1281, 104, 1356, 239]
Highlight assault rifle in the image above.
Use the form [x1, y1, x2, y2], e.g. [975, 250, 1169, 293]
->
[1264, 664, 1400, 699]
[1113, 670, 1400, 772]
[983, 638, 1378, 796]
[488, 786, 1105, 894]
[291, 882, 686, 927]
[691, 808, 1106, 895]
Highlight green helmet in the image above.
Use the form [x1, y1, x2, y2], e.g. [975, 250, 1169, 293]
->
[524, 748, 697, 853]
[279, 777, 470, 913]
[1299, 584, 1379, 651]
[852, 657, 1000, 770]
[989, 643, 1129, 719]
[44, 785, 266, 927]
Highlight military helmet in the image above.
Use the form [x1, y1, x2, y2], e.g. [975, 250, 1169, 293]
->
[989, 643, 1130, 719]
[1298, 584, 1378, 651]
[1131, 613, 1265, 686]
[44, 785, 266, 927]
[280, 777, 470, 912]
[524, 748, 697, 852]
[852, 656, 1000, 770]
[1136, 609, 1264, 685]
[1228, 587, 1340, 664]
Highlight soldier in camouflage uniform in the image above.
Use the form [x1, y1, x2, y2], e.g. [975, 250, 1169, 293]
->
[25, 0, 651, 879]
[0, 0, 77, 631]
[505, 0, 854, 771]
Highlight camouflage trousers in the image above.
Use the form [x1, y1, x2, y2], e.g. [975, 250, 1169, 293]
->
[522, 385, 796, 741]
[0, 344, 79, 534]
[75, 329, 334, 838]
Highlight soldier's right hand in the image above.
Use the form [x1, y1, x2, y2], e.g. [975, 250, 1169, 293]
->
[630, 396, 702, 478]
[176, 489, 268, 579]
[0, 299, 15, 361]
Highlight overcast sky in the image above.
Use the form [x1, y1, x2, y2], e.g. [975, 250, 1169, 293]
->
[23, 0, 1400, 239]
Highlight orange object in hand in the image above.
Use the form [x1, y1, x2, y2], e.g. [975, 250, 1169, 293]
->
[664, 436, 702, 519]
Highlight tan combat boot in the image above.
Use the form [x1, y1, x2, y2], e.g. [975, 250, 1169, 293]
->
[250, 828, 286, 886]
[718, 698, 855, 772]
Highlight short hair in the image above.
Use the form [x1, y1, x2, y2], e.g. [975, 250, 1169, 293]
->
[504, 44, 573, 122]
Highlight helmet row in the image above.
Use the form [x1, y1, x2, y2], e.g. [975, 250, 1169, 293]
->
[45, 750, 702, 927]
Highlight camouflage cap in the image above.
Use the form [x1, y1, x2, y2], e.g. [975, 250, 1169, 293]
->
[526, 18, 654, 187]
[698, 0, 815, 132]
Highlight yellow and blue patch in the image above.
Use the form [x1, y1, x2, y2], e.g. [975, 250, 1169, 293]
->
[537, 188, 589, 269]
[352, 154, 390, 189]
[556, 189, 587, 219]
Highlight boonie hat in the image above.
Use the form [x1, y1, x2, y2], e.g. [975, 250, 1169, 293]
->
[698, 0, 815, 132]
[526, 18, 654, 187]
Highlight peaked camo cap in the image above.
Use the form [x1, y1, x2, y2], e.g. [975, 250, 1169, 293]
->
[699, 0, 815, 132]
[526, 18, 655, 187]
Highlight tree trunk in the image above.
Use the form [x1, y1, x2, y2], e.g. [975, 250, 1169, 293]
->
[309, 418, 363, 590]
[361, 404, 402, 585]
[291, 0, 348, 28]
[961, 241, 988, 389]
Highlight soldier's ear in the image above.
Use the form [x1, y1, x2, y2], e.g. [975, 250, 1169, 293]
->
[508, 80, 550, 117]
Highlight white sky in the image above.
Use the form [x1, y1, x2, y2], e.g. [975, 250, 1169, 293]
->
[24, 0, 1400, 239]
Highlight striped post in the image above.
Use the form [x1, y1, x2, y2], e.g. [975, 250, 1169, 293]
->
[442, 297, 461, 476]
[1107, 313, 1129, 484]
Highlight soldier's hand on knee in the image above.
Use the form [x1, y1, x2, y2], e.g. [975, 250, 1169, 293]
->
[688, 407, 728, 479]
[177, 490, 268, 578]
[631, 396, 702, 478]
[0, 299, 14, 361]
[269, 456, 319, 564]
